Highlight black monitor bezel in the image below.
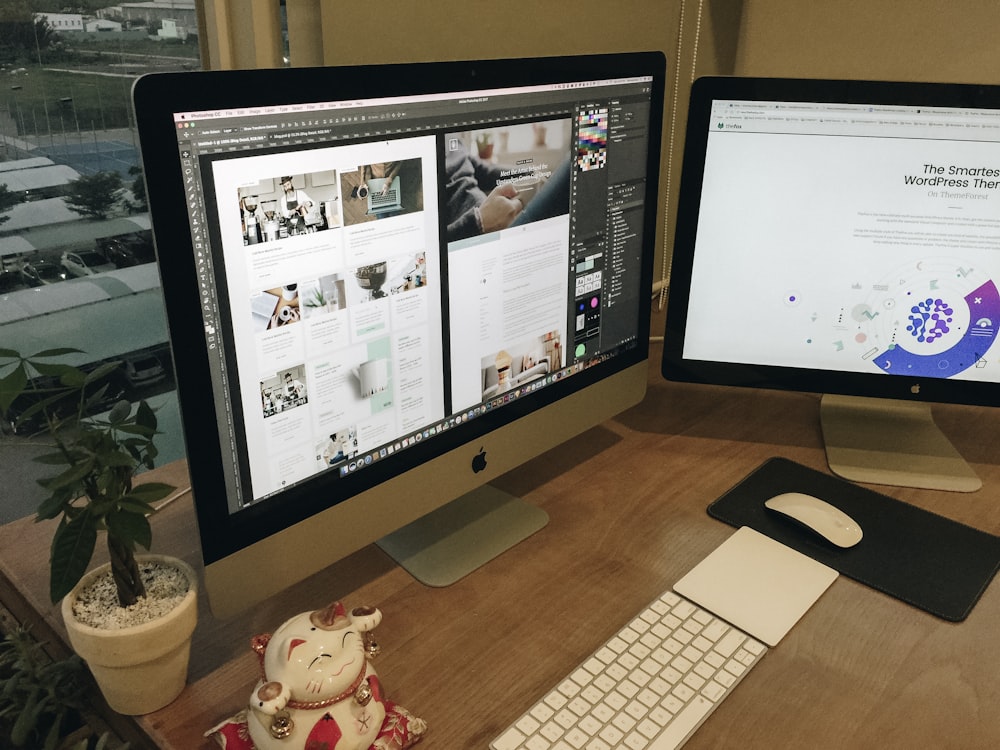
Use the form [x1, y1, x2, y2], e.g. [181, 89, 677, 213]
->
[134, 52, 666, 566]
[663, 75, 1000, 408]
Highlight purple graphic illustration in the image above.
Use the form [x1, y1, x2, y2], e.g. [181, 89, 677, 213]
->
[874, 280, 1000, 377]
[906, 297, 953, 344]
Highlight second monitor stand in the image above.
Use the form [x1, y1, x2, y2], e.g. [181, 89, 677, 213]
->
[819, 394, 982, 493]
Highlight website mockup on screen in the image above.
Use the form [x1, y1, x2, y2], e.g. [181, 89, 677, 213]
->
[684, 98, 1000, 383]
[172, 73, 655, 513]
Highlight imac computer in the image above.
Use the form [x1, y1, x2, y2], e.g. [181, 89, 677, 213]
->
[134, 53, 665, 618]
[663, 76, 1000, 493]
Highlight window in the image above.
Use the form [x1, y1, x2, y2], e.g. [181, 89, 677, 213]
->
[0, 1, 204, 522]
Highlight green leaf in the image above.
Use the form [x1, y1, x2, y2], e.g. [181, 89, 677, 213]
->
[10, 686, 40, 744]
[30, 348, 84, 358]
[106, 508, 152, 551]
[118, 500, 154, 517]
[114, 425, 158, 443]
[135, 399, 158, 431]
[59, 367, 87, 389]
[102, 447, 137, 469]
[33, 451, 73, 466]
[12, 391, 67, 425]
[88, 497, 118, 518]
[43, 458, 96, 491]
[84, 361, 122, 384]
[50, 515, 98, 604]
[1, 672, 20, 699]
[34, 444, 89, 466]
[82, 381, 110, 407]
[0, 363, 28, 415]
[29, 361, 77, 379]
[44, 713, 65, 750]
[108, 400, 132, 425]
[126, 482, 175, 504]
[35, 489, 73, 521]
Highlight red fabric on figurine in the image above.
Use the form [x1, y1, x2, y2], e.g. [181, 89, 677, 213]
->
[207, 702, 426, 750]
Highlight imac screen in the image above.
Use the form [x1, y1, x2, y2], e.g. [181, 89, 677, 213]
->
[663, 77, 1000, 492]
[134, 53, 665, 617]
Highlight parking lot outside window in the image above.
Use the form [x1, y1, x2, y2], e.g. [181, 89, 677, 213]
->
[0, 3, 206, 522]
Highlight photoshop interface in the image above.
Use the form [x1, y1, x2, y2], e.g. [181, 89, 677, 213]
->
[170, 75, 654, 511]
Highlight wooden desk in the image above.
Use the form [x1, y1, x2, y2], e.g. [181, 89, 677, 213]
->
[3, 355, 1000, 749]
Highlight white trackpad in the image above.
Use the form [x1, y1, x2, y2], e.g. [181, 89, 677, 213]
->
[674, 526, 838, 646]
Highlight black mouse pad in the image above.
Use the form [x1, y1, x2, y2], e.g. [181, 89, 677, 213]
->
[707, 457, 1000, 621]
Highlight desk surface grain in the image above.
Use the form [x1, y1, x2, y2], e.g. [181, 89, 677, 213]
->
[2, 363, 999, 749]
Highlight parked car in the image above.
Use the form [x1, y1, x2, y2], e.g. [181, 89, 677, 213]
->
[0, 269, 21, 293]
[97, 231, 156, 268]
[20, 259, 64, 287]
[123, 352, 167, 386]
[60, 250, 116, 278]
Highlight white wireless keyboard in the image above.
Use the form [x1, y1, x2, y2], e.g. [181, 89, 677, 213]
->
[491, 590, 767, 750]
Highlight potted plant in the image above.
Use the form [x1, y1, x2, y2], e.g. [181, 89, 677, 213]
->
[0, 347, 198, 716]
[303, 285, 329, 312]
[475, 132, 494, 160]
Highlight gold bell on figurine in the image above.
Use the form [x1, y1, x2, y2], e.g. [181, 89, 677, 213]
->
[363, 630, 381, 659]
[355, 679, 374, 707]
[269, 709, 294, 739]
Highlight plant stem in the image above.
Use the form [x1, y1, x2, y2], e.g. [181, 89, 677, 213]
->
[107, 536, 145, 607]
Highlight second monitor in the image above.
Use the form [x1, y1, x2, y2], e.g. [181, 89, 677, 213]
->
[664, 76, 1000, 492]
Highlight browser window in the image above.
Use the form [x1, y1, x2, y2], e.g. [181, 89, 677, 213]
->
[685, 96, 1000, 381]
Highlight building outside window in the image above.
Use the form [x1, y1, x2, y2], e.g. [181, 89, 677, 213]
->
[0, 0, 204, 522]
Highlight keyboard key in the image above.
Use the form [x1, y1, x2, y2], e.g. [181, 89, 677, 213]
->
[493, 727, 526, 750]
[565, 727, 589, 748]
[599, 724, 624, 746]
[554, 709, 577, 729]
[531, 703, 554, 722]
[647, 695, 713, 749]
[672, 600, 696, 619]
[516, 716, 540, 735]
[559, 679, 582, 698]
[701, 680, 726, 702]
[613, 712, 636, 734]
[545, 691, 568, 711]
[702, 618, 728, 642]
[579, 714, 603, 736]
[713, 629, 746, 657]
[541, 721, 564, 741]
[592, 702, 615, 723]
[624, 731, 649, 749]
[605, 692, 627, 712]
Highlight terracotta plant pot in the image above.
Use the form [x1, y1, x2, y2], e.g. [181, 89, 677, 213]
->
[61, 555, 198, 715]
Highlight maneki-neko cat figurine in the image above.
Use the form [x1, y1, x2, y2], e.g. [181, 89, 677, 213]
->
[207, 601, 426, 750]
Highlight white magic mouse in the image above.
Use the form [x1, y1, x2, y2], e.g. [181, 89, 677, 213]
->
[764, 492, 863, 548]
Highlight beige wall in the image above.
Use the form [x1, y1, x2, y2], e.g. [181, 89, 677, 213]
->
[734, 0, 1000, 83]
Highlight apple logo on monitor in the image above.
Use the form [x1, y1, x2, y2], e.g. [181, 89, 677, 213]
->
[911, 384, 921, 395]
[472, 447, 487, 473]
